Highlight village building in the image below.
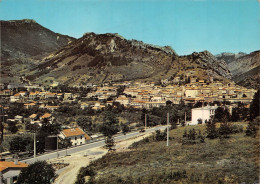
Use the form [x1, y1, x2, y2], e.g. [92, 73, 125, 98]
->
[59, 128, 91, 146]
[0, 160, 28, 184]
[191, 106, 218, 125]
[40, 113, 53, 122]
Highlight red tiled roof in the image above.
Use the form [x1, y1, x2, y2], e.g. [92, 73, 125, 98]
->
[0, 161, 28, 172]
[62, 128, 86, 137]
[41, 113, 52, 119]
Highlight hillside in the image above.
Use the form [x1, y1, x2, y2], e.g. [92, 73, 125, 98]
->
[76, 122, 259, 184]
[26, 32, 231, 86]
[217, 51, 260, 89]
[0, 19, 75, 83]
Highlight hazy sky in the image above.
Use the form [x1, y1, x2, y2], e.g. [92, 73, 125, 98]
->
[0, 0, 259, 55]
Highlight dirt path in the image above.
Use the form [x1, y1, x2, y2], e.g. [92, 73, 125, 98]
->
[52, 132, 152, 184]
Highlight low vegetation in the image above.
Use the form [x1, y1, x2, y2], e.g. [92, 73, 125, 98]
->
[76, 120, 259, 184]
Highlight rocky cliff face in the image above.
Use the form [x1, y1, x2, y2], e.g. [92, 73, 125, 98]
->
[187, 51, 232, 80]
[217, 51, 260, 89]
[216, 52, 247, 64]
[1, 19, 75, 83]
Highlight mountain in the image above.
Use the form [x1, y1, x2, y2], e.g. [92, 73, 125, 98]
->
[216, 52, 247, 64]
[217, 51, 260, 89]
[26, 32, 232, 86]
[0, 19, 75, 83]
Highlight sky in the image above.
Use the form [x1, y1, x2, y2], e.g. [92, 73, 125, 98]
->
[0, 0, 259, 55]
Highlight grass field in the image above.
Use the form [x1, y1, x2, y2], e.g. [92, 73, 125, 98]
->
[77, 122, 259, 184]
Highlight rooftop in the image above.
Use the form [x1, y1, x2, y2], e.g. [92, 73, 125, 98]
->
[0, 161, 28, 172]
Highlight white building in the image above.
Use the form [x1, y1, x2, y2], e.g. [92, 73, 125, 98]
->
[59, 128, 91, 146]
[191, 106, 217, 125]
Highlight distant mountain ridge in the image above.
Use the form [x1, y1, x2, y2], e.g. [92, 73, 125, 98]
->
[26, 31, 232, 85]
[0, 19, 75, 83]
[217, 51, 260, 89]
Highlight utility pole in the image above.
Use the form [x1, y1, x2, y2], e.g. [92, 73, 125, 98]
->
[167, 112, 169, 147]
[57, 135, 59, 158]
[34, 133, 36, 160]
[185, 112, 186, 125]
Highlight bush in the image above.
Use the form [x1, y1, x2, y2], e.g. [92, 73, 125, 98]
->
[75, 166, 96, 184]
[154, 129, 167, 141]
[182, 129, 205, 145]
[206, 119, 218, 139]
[245, 117, 260, 137]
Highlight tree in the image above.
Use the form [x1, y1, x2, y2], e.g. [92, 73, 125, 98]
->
[59, 137, 72, 156]
[105, 135, 115, 151]
[6, 120, 18, 134]
[59, 137, 72, 149]
[249, 90, 259, 120]
[245, 117, 260, 137]
[40, 119, 61, 135]
[9, 135, 33, 154]
[121, 123, 131, 135]
[100, 112, 119, 150]
[155, 129, 167, 141]
[17, 161, 55, 184]
[100, 112, 119, 137]
[77, 117, 93, 132]
[206, 118, 218, 139]
[214, 107, 230, 122]
[218, 116, 231, 138]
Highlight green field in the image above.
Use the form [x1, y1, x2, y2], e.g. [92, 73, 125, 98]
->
[77, 122, 259, 184]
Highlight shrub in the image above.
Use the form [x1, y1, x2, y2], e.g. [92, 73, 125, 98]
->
[245, 117, 260, 137]
[75, 166, 96, 184]
[155, 129, 167, 141]
[205, 118, 218, 139]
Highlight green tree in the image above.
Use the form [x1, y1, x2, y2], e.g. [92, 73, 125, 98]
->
[105, 135, 115, 151]
[100, 112, 119, 137]
[155, 129, 167, 141]
[121, 123, 131, 135]
[249, 90, 259, 120]
[206, 118, 218, 139]
[214, 107, 230, 122]
[245, 116, 260, 137]
[9, 135, 33, 154]
[6, 120, 18, 134]
[77, 117, 93, 132]
[59, 137, 72, 149]
[40, 119, 61, 135]
[218, 115, 231, 138]
[17, 161, 55, 184]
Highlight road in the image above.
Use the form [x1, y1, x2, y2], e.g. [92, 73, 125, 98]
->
[21, 125, 167, 164]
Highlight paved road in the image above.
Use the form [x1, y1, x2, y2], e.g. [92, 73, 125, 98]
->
[21, 126, 167, 164]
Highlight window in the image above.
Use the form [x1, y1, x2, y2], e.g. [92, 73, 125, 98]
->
[75, 137, 77, 141]
[81, 136, 82, 139]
